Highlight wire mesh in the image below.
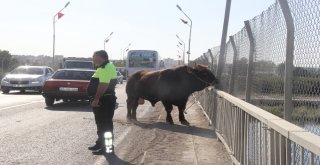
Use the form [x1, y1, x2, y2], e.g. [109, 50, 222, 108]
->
[287, 0, 320, 143]
[219, 41, 234, 92]
[193, 0, 320, 164]
[248, 2, 287, 118]
[231, 28, 250, 99]
[193, 46, 219, 73]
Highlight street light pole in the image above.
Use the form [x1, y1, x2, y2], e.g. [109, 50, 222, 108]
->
[176, 4, 192, 64]
[53, 1, 70, 68]
[122, 43, 131, 65]
[177, 55, 181, 65]
[177, 44, 184, 53]
[104, 32, 114, 50]
[176, 34, 185, 64]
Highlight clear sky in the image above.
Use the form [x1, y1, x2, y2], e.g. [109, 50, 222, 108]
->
[0, 0, 275, 60]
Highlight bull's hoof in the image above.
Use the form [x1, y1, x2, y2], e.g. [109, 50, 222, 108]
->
[180, 120, 190, 126]
[166, 119, 174, 125]
[127, 115, 132, 121]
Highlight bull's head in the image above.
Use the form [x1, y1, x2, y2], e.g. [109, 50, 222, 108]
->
[190, 64, 218, 86]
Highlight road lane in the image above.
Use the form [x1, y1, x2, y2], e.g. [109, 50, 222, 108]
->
[0, 82, 160, 165]
[0, 91, 44, 109]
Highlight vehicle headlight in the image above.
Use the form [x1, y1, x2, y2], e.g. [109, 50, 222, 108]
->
[1, 77, 9, 83]
[31, 78, 43, 84]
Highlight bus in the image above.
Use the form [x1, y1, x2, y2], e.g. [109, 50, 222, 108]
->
[126, 50, 162, 77]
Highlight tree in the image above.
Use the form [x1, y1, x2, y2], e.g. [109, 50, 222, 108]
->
[0, 50, 13, 73]
[254, 60, 276, 74]
[277, 63, 285, 76]
[236, 57, 248, 76]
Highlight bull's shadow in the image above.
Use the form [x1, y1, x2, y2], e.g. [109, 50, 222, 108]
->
[134, 121, 217, 139]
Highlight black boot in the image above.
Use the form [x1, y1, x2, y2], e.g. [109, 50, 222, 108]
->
[92, 148, 107, 155]
[88, 143, 102, 151]
[92, 145, 114, 155]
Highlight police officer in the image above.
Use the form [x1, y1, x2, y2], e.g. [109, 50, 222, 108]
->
[87, 50, 117, 155]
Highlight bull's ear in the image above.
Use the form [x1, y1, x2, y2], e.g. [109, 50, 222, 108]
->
[196, 64, 208, 70]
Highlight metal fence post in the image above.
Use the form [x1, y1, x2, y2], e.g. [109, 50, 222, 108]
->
[216, 0, 232, 89]
[244, 21, 255, 102]
[229, 36, 238, 95]
[207, 49, 215, 71]
[203, 53, 209, 66]
[279, 0, 294, 122]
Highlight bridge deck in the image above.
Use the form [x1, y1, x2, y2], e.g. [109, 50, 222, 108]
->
[134, 102, 232, 164]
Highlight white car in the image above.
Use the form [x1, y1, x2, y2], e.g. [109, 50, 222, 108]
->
[117, 71, 124, 84]
[0, 66, 54, 94]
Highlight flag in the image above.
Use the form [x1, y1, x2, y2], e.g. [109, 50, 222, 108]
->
[180, 18, 188, 24]
[58, 12, 64, 19]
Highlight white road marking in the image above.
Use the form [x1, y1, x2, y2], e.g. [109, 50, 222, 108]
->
[138, 113, 162, 165]
[139, 151, 147, 165]
[0, 100, 43, 111]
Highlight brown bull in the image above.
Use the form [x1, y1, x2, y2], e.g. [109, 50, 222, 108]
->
[126, 64, 218, 125]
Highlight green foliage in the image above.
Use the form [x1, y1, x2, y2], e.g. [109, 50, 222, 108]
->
[0, 50, 13, 71]
[0, 50, 19, 75]
[292, 107, 320, 121]
[253, 74, 284, 94]
[293, 76, 320, 96]
[258, 104, 320, 122]
[112, 60, 126, 67]
[259, 105, 284, 118]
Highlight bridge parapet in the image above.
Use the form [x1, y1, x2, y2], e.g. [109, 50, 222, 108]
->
[194, 88, 320, 165]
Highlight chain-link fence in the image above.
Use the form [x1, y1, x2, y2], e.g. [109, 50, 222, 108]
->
[193, 0, 320, 164]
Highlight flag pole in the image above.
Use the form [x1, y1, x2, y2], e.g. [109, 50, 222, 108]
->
[52, 1, 70, 69]
[52, 16, 56, 68]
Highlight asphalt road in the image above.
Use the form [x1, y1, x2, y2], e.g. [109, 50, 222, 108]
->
[0, 82, 160, 165]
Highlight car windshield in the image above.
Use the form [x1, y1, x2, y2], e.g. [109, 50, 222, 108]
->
[52, 70, 94, 80]
[10, 67, 44, 75]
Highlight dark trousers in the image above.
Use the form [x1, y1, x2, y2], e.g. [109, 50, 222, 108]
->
[92, 95, 116, 147]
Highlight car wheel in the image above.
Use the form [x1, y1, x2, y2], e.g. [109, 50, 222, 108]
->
[45, 97, 55, 106]
[63, 99, 69, 102]
[2, 88, 10, 94]
[20, 89, 26, 93]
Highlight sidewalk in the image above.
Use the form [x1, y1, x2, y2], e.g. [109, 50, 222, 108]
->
[136, 101, 232, 165]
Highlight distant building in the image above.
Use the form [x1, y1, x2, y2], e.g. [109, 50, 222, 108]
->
[162, 58, 179, 68]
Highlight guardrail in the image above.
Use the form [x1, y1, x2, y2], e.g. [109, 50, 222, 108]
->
[193, 88, 320, 165]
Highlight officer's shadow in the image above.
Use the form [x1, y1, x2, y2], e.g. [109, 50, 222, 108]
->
[104, 154, 134, 165]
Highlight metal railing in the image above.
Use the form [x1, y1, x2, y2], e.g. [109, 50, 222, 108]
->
[194, 88, 320, 165]
[194, 0, 320, 138]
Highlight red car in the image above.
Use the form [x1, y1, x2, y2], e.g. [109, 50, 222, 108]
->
[42, 69, 95, 106]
